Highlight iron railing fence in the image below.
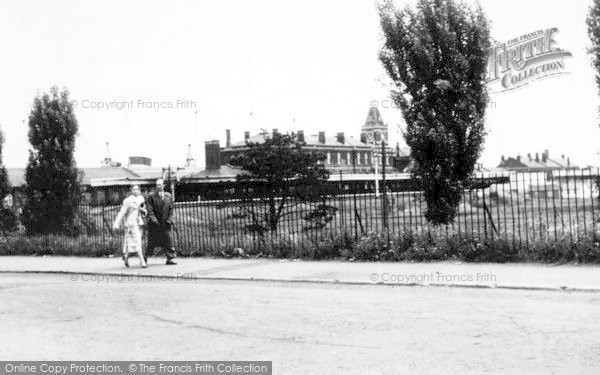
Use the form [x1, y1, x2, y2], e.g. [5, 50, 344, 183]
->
[5, 169, 600, 255]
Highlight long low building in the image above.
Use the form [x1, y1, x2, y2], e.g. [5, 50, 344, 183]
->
[5, 156, 204, 206]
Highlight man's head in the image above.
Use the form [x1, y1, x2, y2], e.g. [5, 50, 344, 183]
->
[130, 184, 141, 197]
[156, 179, 164, 192]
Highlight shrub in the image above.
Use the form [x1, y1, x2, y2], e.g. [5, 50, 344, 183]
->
[3, 227, 600, 264]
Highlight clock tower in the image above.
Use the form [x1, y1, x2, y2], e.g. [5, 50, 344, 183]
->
[360, 107, 388, 145]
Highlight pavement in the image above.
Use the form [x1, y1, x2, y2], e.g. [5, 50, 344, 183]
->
[2, 273, 599, 374]
[1, 256, 599, 292]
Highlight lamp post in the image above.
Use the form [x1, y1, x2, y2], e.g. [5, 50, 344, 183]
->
[373, 142, 381, 197]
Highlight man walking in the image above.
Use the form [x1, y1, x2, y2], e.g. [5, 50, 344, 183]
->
[145, 179, 177, 265]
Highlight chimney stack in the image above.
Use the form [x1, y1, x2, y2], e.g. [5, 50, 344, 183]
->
[244, 131, 250, 140]
[297, 130, 305, 143]
[542, 149, 548, 163]
[336, 132, 345, 144]
[535, 152, 539, 162]
[318, 131, 326, 144]
[128, 156, 152, 167]
[527, 153, 532, 161]
[517, 155, 521, 162]
[226, 129, 231, 147]
[272, 128, 278, 136]
[205, 140, 221, 170]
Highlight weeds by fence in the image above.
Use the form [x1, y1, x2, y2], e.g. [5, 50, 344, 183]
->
[3, 170, 600, 262]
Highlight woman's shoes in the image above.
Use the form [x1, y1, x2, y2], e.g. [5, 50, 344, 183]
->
[123, 254, 129, 268]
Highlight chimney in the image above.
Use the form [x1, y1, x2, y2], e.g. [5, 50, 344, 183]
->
[205, 140, 221, 170]
[244, 131, 250, 140]
[336, 132, 345, 144]
[535, 152, 539, 162]
[527, 153, 531, 161]
[517, 155, 521, 162]
[318, 131, 326, 144]
[542, 150, 548, 163]
[297, 130, 305, 143]
[561, 154, 565, 159]
[501, 155, 505, 163]
[226, 129, 231, 147]
[567, 157, 570, 167]
[128, 156, 152, 167]
[272, 128, 278, 136]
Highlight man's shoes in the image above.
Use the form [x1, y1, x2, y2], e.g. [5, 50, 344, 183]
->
[166, 259, 177, 265]
[123, 255, 129, 268]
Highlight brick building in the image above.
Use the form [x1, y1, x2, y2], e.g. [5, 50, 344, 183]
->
[211, 107, 409, 175]
[498, 150, 577, 172]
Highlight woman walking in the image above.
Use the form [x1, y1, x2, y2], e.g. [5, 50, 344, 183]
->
[112, 184, 147, 268]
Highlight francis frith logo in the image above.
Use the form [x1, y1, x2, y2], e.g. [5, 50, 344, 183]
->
[486, 27, 573, 92]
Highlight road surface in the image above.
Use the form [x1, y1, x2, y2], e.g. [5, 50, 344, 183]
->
[0, 273, 598, 374]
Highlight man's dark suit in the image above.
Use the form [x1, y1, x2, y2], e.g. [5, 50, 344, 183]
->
[145, 191, 176, 260]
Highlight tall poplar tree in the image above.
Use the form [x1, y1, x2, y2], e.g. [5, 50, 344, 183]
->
[379, 0, 491, 224]
[23, 87, 81, 235]
[588, 0, 600, 118]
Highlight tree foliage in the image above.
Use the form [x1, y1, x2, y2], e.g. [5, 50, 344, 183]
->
[378, 0, 490, 224]
[0, 126, 15, 233]
[0, 127, 9, 201]
[23, 87, 82, 235]
[229, 132, 334, 233]
[588, 0, 600, 117]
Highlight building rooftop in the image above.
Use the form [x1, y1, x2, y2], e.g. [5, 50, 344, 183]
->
[80, 167, 141, 185]
[183, 164, 247, 181]
[226, 132, 371, 149]
[6, 166, 143, 188]
[498, 150, 577, 171]
[363, 107, 387, 129]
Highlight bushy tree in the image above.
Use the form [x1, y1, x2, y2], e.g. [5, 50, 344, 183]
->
[378, 0, 490, 224]
[0, 127, 9, 201]
[23, 87, 81, 235]
[0, 126, 15, 234]
[588, 0, 600, 116]
[229, 132, 333, 233]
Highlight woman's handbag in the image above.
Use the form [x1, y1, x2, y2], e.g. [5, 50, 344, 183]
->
[137, 202, 147, 227]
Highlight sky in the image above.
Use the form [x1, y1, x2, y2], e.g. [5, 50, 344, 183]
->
[0, 0, 598, 169]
